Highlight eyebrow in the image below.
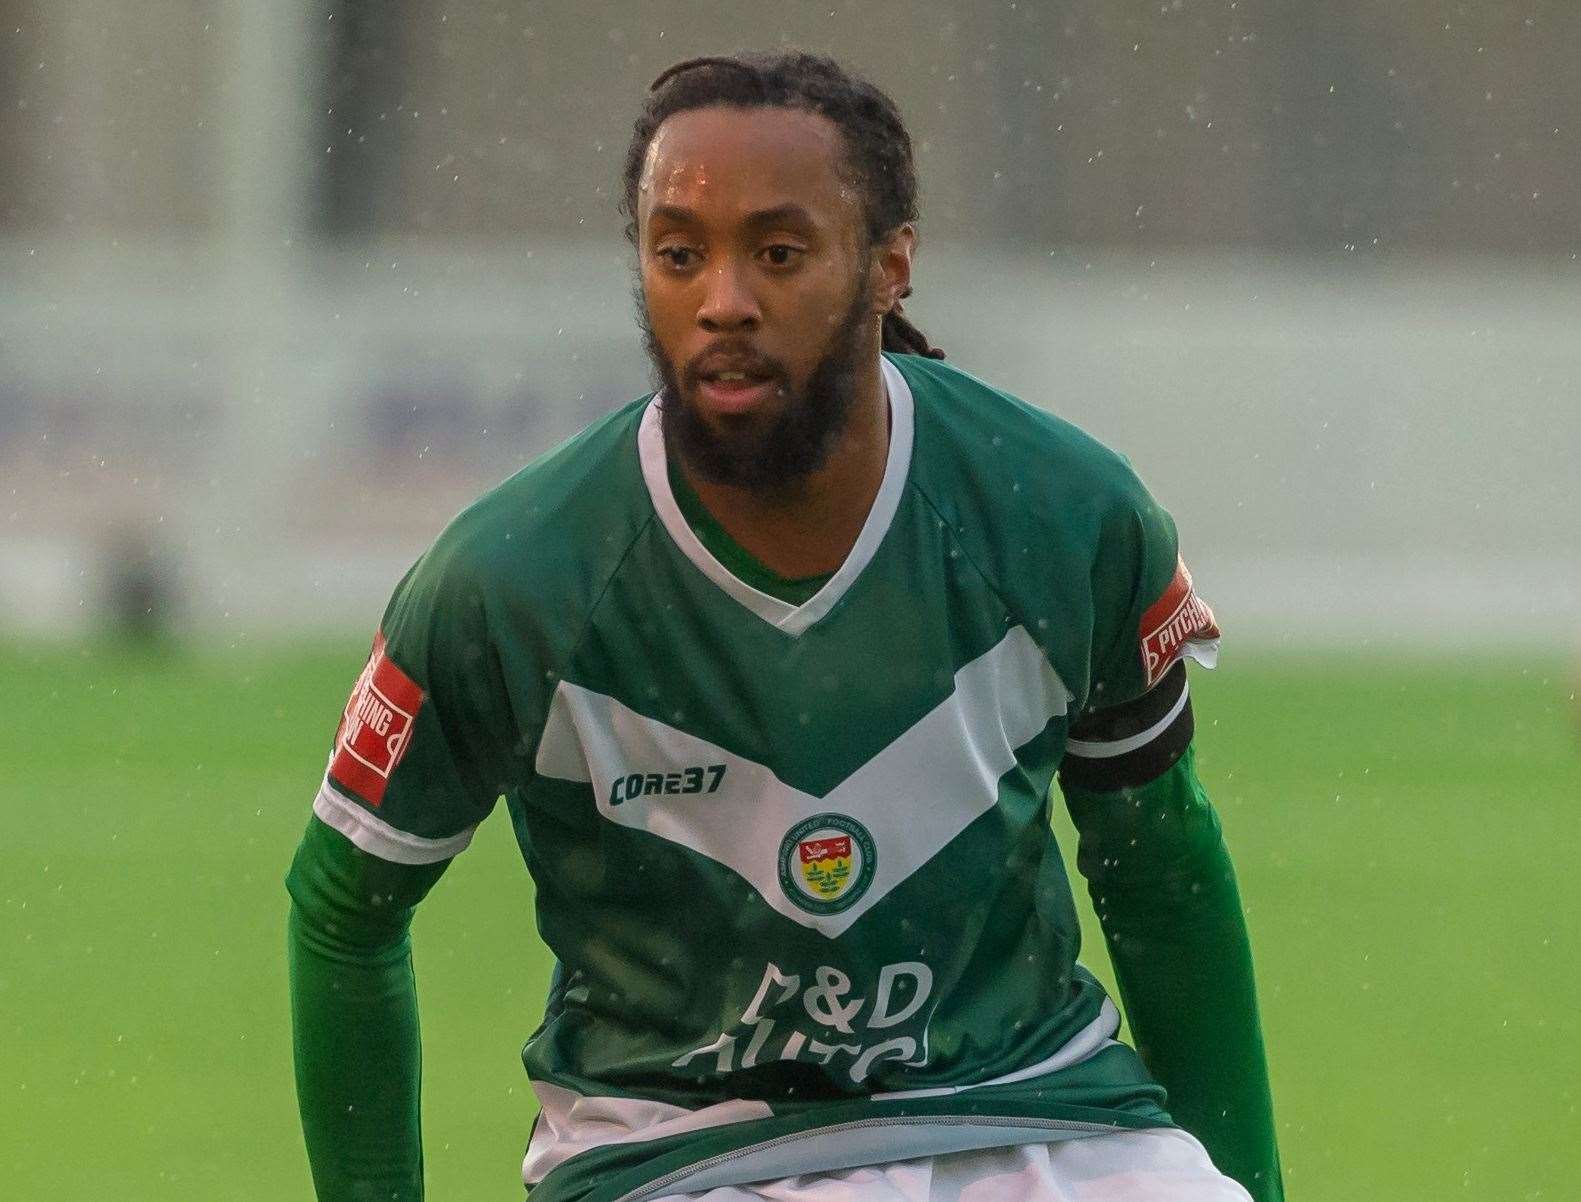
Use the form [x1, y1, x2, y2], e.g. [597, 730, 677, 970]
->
[646, 203, 819, 231]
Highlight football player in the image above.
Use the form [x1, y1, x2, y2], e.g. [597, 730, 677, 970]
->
[289, 51, 1282, 1202]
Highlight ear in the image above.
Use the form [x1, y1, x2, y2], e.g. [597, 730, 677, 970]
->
[870, 223, 916, 315]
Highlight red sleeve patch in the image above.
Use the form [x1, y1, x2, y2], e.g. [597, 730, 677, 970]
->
[1139, 556, 1221, 689]
[329, 632, 425, 806]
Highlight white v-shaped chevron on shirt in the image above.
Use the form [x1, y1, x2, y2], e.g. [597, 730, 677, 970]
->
[534, 625, 1071, 938]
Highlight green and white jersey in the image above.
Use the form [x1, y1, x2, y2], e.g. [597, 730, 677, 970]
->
[315, 353, 1221, 1202]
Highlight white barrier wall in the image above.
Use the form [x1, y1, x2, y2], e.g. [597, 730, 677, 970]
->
[920, 250, 1581, 647]
[2, 240, 1577, 646]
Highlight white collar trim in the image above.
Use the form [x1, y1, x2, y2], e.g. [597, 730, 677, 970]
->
[638, 355, 915, 637]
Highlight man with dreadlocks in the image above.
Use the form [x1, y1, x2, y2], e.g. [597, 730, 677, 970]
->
[288, 51, 1282, 1202]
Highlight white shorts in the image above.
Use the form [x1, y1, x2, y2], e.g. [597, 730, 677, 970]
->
[655, 1129, 1251, 1202]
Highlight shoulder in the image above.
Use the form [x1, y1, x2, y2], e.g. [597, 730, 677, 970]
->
[423, 396, 651, 591]
[890, 354, 1182, 709]
[386, 396, 655, 665]
[891, 353, 1160, 561]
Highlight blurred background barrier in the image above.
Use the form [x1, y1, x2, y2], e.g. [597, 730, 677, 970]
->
[2, 0, 1576, 645]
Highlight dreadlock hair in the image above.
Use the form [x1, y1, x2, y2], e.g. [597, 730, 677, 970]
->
[621, 51, 945, 360]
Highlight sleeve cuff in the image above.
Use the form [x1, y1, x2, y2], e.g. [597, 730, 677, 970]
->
[313, 778, 477, 865]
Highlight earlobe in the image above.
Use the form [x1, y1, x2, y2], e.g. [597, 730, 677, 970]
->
[881, 224, 916, 311]
[872, 265, 901, 316]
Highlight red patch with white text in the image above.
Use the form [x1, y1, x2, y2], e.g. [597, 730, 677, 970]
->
[1139, 556, 1221, 689]
[799, 836, 852, 864]
[329, 632, 424, 806]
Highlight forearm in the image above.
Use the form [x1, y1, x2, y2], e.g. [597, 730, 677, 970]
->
[1065, 747, 1282, 1201]
[287, 817, 447, 1202]
[1098, 825, 1279, 1198]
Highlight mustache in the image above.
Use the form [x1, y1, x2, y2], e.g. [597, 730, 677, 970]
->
[681, 344, 788, 388]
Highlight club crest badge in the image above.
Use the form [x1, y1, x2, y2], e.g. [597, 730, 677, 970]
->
[778, 814, 876, 915]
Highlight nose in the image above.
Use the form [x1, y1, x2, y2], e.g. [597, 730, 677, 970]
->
[697, 259, 761, 333]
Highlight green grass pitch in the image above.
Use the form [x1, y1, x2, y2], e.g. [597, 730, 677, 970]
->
[3, 639, 1577, 1199]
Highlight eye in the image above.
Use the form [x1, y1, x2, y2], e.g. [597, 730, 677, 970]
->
[656, 246, 698, 270]
[760, 244, 803, 268]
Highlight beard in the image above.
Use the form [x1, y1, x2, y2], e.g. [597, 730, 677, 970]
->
[637, 272, 874, 495]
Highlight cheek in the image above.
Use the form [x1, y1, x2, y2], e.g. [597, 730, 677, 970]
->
[641, 275, 695, 334]
[801, 275, 862, 338]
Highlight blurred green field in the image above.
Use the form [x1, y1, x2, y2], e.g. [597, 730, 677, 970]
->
[2, 639, 1577, 1200]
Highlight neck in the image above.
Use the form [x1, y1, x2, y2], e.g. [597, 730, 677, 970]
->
[676, 353, 890, 580]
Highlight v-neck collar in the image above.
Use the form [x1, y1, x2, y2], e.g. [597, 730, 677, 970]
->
[638, 354, 916, 638]
[665, 454, 834, 606]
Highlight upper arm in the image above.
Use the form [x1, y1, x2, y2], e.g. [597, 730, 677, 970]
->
[1058, 479, 1221, 822]
[287, 814, 452, 952]
[312, 541, 524, 870]
[1084, 484, 1219, 715]
[1061, 659, 1194, 795]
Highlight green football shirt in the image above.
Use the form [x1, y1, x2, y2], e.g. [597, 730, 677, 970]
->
[306, 352, 1228, 1201]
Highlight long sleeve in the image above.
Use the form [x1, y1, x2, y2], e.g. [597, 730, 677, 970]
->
[1061, 737, 1282, 1201]
[287, 816, 451, 1202]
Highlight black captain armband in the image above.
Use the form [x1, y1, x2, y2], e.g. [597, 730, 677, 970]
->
[1060, 661, 1194, 792]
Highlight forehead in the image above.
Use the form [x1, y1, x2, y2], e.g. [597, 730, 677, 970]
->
[638, 105, 860, 228]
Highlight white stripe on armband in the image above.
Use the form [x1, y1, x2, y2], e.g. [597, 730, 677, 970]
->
[313, 779, 477, 865]
[1064, 679, 1190, 759]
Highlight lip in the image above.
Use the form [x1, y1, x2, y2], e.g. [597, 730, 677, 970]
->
[694, 374, 779, 415]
